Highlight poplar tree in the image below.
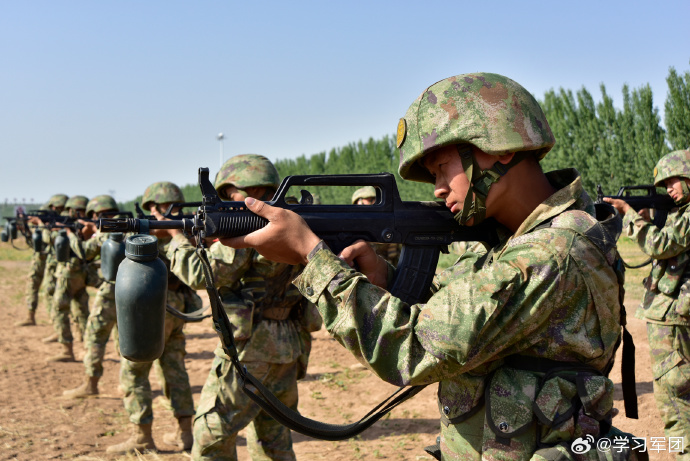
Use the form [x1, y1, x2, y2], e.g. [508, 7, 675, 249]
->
[665, 65, 690, 150]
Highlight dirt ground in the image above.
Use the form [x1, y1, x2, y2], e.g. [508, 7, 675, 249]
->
[0, 250, 677, 461]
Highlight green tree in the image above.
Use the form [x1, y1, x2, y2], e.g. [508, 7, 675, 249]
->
[665, 65, 690, 150]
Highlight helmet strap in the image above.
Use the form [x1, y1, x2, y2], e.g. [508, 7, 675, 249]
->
[453, 145, 525, 225]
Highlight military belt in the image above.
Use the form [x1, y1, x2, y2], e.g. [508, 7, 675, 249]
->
[261, 306, 293, 321]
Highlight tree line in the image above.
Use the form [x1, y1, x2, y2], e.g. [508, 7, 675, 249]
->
[116, 64, 689, 210]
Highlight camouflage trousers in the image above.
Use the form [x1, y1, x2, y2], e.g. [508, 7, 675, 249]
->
[647, 322, 690, 458]
[52, 264, 89, 344]
[192, 356, 298, 461]
[39, 260, 57, 320]
[83, 281, 119, 378]
[25, 252, 46, 312]
[119, 295, 194, 425]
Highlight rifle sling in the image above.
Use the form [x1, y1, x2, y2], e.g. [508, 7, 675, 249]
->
[195, 245, 427, 441]
[165, 303, 211, 322]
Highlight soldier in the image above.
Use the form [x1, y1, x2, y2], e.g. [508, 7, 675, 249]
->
[351, 186, 401, 265]
[222, 74, 636, 459]
[62, 194, 120, 398]
[157, 154, 322, 460]
[16, 203, 50, 327]
[106, 181, 198, 454]
[46, 195, 90, 362]
[605, 149, 690, 458]
[32, 193, 68, 344]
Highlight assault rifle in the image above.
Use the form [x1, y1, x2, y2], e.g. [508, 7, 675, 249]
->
[101, 168, 499, 305]
[98, 167, 500, 441]
[597, 184, 675, 229]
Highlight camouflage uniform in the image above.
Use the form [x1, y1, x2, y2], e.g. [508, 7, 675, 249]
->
[167, 154, 322, 461]
[351, 186, 402, 265]
[118, 238, 197, 426]
[168, 238, 321, 461]
[623, 149, 690, 458]
[119, 184, 197, 427]
[292, 74, 631, 460]
[24, 244, 47, 314]
[38, 194, 68, 325]
[52, 196, 91, 345]
[69, 225, 119, 379]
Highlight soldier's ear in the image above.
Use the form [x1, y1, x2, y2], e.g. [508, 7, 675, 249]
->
[497, 152, 516, 165]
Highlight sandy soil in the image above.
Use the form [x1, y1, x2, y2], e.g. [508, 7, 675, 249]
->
[0, 257, 676, 461]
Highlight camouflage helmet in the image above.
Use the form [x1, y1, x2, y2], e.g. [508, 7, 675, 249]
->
[65, 195, 89, 211]
[141, 181, 185, 210]
[397, 72, 555, 184]
[48, 194, 69, 209]
[214, 154, 280, 195]
[653, 149, 690, 187]
[86, 195, 118, 217]
[351, 186, 377, 204]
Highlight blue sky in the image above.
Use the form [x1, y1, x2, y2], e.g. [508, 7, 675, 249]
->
[1, 0, 688, 204]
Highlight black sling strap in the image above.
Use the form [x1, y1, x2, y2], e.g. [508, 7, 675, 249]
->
[195, 245, 427, 440]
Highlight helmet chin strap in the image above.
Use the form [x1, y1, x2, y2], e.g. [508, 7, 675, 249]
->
[453, 145, 525, 225]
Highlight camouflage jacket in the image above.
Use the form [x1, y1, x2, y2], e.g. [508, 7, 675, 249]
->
[294, 169, 624, 459]
[624, 204, 690, 326]
[167, 234, 321, 364]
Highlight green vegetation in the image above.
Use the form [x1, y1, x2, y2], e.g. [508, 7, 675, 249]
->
[113, 64, 689, 213]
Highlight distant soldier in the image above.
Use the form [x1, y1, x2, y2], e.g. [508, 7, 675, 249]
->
[606, 149, 690, 458]
[107, 182, 198, 454]
[16, 203, 50, 327]
[46, 195, 90, 362]
[351, 186, 401, 265]
[157, 154, 322, 460]
[62, 194, 120, 398]
[32, 193, 68, 343]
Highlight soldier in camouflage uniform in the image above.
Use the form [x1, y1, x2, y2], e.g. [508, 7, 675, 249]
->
[351, 186, 401, 265]
[16, 203, 51, 327]
[155, 154, 322, 461]
[31, 194, 68, 343]
[222, 74, 639, 460]
[46, 195, 91, 362]
[606, 149, 690, 458]
[62, 195, 120, 398]
[107, 181, 198, 455]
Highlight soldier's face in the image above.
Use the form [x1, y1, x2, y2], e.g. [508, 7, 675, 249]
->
[664, 177, 688, 202]
[423, 145, 484, 215]
[355, 197, 375, 205]
[220, 186, 268, 201]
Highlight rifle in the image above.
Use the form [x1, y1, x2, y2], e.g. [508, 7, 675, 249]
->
[98, 168, 499, 441]
[596, 184, 675, 228]
[101, 168, 498, 304]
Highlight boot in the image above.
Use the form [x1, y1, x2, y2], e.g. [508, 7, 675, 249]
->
[42, 332, 58, 343]
[163, 416, 193, 450]
[45, 343, 76, 362]
[106, 423, 157, 454]
[63, 376, 99, 398]
[15, 310, 36, 327]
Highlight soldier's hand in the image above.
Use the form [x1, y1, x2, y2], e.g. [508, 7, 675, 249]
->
[338, 240, 388, 289]
[78, 220, 98, 239]
[637, 208, 651, 222]
[219, 198, 320, 265]
[603, 197, 631, 215]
